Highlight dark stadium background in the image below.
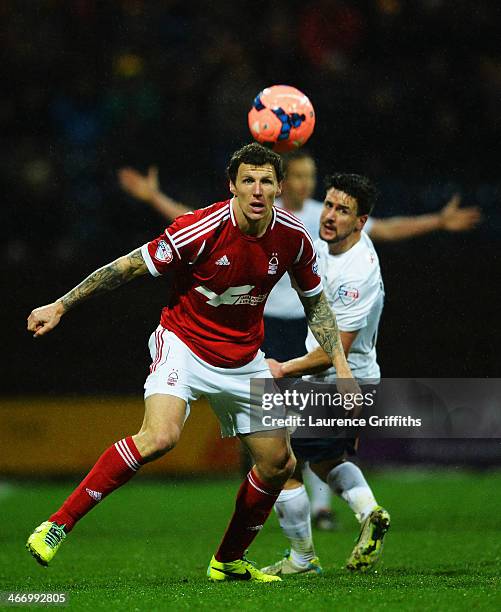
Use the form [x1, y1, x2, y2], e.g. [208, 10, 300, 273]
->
[1, 0, 501, 466]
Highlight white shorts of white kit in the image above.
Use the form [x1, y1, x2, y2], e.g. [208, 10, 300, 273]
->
[144, 326, 273, 437]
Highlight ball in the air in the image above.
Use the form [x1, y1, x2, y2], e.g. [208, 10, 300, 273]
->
[248, 85, 315, 153]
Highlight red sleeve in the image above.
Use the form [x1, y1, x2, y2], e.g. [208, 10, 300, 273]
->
[289, 233, 323, 297]
[140, 211, 207, 276]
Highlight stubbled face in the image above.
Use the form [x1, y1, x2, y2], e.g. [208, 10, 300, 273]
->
[230, 163, 281, 222]
[282, 157, 316, 204]
[320, 187, 365, 243]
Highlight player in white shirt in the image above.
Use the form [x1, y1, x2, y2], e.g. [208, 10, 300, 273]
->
[258, 149, 478, 360]
[259, 150, 479, 530]
[262, 173, 390, 576]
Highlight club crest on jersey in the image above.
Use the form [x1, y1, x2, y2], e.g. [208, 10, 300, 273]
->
[268, 253, 279, 275]
[154, 240, 173, 263]
[167, 369, 179, 386]
[337, 285, 360, 306]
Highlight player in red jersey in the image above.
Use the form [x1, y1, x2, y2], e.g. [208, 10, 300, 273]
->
[26, 143, 356, 583]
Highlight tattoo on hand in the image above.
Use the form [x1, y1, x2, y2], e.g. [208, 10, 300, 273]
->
[60, 249, 146, 312]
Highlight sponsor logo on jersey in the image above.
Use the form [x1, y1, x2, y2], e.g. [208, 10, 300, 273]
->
[195, 285, 268, 307]
[337, 285, 360, 306]
[215, 255, 231, 266]
[85, 488, 103, 501]
[167, 369, 179, 386]
[154, 240, 173, 263]
[267, 253, 279, 275]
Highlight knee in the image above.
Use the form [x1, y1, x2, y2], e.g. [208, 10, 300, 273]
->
[311, 458, 344, 486]
[151, 431, 179, 455]
[135, 426, 181, 462]
[257, 450, 296, 487]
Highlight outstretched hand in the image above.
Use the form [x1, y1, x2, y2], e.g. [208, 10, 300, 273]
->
[440, 194, 482, 232]
[27, 302, 65, 338]
[118, 166, 159, 202]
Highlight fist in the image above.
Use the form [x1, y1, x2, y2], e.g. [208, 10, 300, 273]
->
[27, 301, 64, 338]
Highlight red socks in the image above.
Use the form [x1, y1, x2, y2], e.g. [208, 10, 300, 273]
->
[215, 469, 282, 562]
[50, 437, 143, 532]
[50, 440, 279, 562]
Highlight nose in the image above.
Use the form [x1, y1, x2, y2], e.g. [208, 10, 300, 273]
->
[324, 208, 337, 222]
[253, 181, 263, 196]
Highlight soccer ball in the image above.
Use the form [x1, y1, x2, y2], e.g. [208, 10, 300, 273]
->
[248, 85, 315, 153]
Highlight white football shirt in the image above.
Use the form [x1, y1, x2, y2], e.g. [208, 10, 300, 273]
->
[264, 197, 375, 320]
[305, 232, 384, 381]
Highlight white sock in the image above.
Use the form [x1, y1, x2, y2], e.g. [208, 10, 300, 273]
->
[302, 464, 332, 514]
[274, 485, 316, 565]
[326, 462, 377, 523]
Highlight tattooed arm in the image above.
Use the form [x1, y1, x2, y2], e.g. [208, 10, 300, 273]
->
[27, 248, 148, 338]
[298, 291, 354, 379]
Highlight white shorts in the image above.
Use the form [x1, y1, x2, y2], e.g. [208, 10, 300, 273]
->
[144, 326, 273, 437]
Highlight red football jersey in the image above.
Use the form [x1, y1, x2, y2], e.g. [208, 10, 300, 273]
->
[141, 199, 322, 367]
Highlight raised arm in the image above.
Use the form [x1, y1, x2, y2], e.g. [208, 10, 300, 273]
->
[118, 165, 191, 220]
[27, 248, 149, 338]
[368, 194, 482, 242]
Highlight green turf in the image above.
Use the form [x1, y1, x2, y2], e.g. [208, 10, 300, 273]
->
[1, 471, 500, 611]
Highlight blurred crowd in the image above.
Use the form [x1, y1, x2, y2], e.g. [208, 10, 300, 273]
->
[2, 0, 501, 263]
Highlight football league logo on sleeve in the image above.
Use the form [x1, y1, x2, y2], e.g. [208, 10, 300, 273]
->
[337, 285, 360, 306]
[154, 240, 173, 263]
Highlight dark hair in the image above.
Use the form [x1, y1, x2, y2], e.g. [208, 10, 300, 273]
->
[227, 143, 284, 183]
[281, 148, 315, 172]
[324, 173, 378, 216]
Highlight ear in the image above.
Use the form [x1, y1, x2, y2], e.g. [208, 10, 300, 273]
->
[229, 180, 236, 196]
[357, 214, 369, 230]
[276, 181, 283, 197]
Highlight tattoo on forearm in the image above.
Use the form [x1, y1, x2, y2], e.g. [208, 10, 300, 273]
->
[304, 293, 343, 360]
[60, 249, 146, 312]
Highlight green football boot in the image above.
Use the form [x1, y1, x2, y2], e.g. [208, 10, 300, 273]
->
[208, 555, 281, 583]
[26, 521, 66, 566]
[346, 506, 390, 572]
[261, 551, 323, 576]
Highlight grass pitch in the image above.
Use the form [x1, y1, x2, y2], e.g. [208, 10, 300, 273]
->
[1, 470, 500, 611]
